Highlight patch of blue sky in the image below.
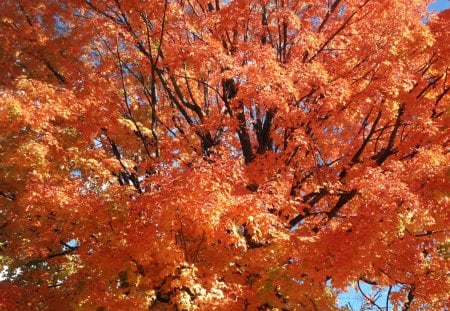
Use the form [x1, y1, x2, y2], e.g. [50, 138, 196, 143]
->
[70, 169, 82, 178]
[93, 138, 103, 149]
[54, 15, 72, 36]
[338, 282, 405, 310]
[428, 0, 450, 12]
[64, 239, 80, 249]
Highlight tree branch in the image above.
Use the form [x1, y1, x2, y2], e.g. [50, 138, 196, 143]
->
[327, 189, 357, 219]
[374, 104, 404, 166]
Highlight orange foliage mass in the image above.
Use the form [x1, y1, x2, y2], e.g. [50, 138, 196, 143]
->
[0, 0, 449, 310]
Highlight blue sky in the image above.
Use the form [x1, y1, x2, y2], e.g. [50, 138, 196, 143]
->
[428, 0, 450, 12]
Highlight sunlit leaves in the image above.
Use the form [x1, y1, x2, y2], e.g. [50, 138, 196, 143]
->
[0, 0, 449, 310]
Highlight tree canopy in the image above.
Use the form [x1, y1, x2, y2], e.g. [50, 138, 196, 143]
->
[0, 0, 449, 310]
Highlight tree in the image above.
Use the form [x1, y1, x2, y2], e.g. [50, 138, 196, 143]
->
[0, 0, 449, 310]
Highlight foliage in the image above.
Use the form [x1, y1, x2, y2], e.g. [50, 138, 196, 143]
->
[0, 0, 449, 310]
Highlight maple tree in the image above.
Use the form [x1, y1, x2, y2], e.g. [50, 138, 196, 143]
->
[0, 0, 449, 310]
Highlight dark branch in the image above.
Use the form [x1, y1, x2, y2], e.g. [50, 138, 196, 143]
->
[256, 109, 276, 154]
[0, 191, 15, 201]
[402, 286, 415, 311]
[327, 189, 357, 219]
[374, 104, 404, 166]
